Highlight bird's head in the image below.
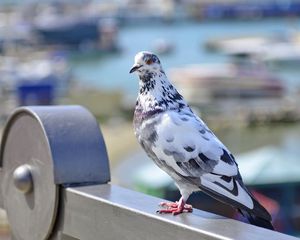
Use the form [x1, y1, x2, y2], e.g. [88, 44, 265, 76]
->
[129, 51, 162, 76]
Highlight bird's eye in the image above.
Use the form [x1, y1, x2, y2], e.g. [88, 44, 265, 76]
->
[146, 59, 153, 65]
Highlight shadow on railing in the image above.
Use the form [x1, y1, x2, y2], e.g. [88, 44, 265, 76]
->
[0, 106, 297, 240]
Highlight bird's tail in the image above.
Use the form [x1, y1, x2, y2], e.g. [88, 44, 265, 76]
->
[239, 209, 274, 230]
[195, 173, 275, 230]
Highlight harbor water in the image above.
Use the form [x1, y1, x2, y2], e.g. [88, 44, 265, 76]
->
[70, 18, 300, 95]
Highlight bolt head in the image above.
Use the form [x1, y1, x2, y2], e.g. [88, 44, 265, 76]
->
[13, 165, 33, 194]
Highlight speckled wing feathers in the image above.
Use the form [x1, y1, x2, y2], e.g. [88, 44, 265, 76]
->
[152, 111, 238, 178]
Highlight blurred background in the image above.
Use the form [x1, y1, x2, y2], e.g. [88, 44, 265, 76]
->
[0, 0, 300, 238]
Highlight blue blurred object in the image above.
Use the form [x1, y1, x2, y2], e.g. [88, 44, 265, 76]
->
[17, 81, 55, 106]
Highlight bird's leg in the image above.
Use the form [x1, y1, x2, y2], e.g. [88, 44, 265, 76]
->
[157, 197, 193, 215]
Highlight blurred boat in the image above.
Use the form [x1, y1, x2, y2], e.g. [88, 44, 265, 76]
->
[263, 42, 300, 67]
[220, 42, 300, 68]
[34, 16, 99, 47]
[33, 15, 119, 53]
[152, 38, 174, 55]
[205, 32, 300, 67]
[205, 35, 268, 53]
[169, 56, 284, 104]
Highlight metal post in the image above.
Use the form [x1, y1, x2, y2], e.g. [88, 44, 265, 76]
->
[0, 106, 110, 240]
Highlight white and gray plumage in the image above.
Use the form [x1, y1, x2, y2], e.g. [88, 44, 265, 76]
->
[130, 51, 274, 230]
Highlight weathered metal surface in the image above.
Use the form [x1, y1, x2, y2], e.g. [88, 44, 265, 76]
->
[0, 106, 110, 240]
[51, 184, 298, 240]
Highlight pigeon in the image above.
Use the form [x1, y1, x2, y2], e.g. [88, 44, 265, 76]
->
[130, 51, 274, 230]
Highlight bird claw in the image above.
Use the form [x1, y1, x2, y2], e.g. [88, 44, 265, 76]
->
[159, 201, 192, 209]
[157, 201, 193, 215]
[159, 201, 178, 208]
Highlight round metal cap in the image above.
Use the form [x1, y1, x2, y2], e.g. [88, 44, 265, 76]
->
[13, 164, 33, 194]
[1, 110, 58, 240]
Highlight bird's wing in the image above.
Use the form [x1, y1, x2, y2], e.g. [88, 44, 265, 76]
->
[152, 110, 238, 178]
[151, 110, 260, 212]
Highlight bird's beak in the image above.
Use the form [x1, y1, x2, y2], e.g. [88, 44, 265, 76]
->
[129, 64, 142, 74]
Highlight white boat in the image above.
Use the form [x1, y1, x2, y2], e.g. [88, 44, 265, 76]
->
[205, 36, 268, 52]
[205, 33, 300, 67]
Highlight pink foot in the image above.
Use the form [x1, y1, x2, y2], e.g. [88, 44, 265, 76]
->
[157, 198, 193, 215]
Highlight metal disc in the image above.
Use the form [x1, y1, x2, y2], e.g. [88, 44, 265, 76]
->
[1, 111, 58, 240]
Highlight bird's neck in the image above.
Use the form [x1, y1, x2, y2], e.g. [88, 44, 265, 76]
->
[136, 71, 188, 114]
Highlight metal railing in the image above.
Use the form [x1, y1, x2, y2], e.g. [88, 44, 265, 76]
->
[0, 106, 297, 240]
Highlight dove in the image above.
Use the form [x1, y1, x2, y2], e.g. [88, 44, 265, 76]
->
[130, 51, 274, 230]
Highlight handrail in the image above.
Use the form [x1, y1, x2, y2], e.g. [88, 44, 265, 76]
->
[0, 106, 297, 240]
[49, 184, 297, 240]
